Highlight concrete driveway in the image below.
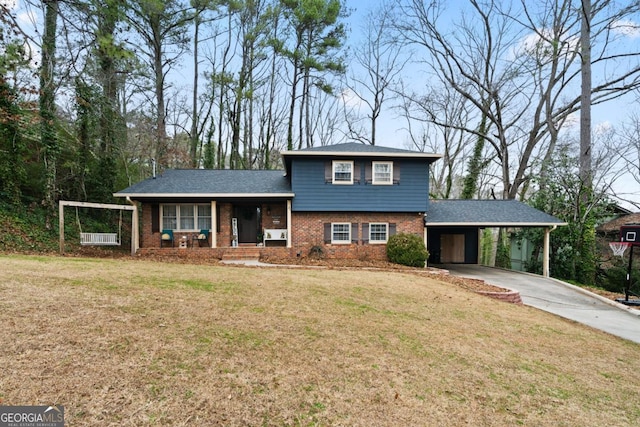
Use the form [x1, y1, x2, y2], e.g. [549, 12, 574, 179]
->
[443, 264, 640, 344]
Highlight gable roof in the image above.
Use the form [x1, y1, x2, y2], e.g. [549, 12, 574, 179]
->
[282, 142, 442, 158]
[597, 213, 640, 234]
[114, 169, 293, 199]
[426, 199, 566, 227]
[281, 142, 442, 175]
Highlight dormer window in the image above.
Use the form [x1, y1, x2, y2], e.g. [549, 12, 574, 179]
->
[332, 161, 354, 184]
[372, 161, 393, 185]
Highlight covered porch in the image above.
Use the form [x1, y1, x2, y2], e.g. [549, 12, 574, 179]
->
[141, 199, 293, 250]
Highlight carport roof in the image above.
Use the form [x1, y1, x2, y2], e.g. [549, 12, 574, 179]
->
[426, 199, 566, 227]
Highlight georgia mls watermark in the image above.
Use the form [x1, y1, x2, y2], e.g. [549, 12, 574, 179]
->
[0, 406, 64, 427]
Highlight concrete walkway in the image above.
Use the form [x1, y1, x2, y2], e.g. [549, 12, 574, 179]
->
[443, 264, 640, 344]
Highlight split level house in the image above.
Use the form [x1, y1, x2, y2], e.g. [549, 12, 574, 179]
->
[115, 143, 565, 276]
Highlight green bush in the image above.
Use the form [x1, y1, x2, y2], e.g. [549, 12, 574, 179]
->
[386, 233, 429, 268]
[601, 265, 640, 294]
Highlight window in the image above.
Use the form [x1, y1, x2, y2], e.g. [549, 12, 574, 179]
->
[179, 204, 195, 230]
[197, 205, 212, 230]
[162, 204, 211, 231]
[369, 223, 388, 243]
[331, 223, 351, 244]
[332, 161, 354, 184]
[372, 161, 393, 185]
[162, 205, 177, 230]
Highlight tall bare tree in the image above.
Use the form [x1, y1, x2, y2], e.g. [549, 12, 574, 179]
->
[395, 0, 640, 200]
[398, 82, 475, 199]
[344, 2, 407, 145]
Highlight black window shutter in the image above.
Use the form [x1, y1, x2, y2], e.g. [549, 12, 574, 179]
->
[354, 163, 361, 183]
[325, 162, 332, 183]
[362, 223, 369, 244]
[351, 223, 359, 243]
[151, 204, 160, 233]
[389, 223, 397, 236]
[324, 223, 331, 243]
[365, 163, 372, 184]
[393, 164, 400, 184]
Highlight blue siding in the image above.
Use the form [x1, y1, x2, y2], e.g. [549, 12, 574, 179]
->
[291, 158, 430, 212]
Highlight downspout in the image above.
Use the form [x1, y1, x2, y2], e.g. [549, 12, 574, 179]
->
[126, 196, 139, 256]
[543, 225, 557, 278]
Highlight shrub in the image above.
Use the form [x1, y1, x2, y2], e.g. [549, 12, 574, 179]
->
[601, 265, 640, 294]
[386, 233, 429, 268]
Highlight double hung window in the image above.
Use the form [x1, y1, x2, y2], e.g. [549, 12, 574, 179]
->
[162, 204, 211, 231]
[372, 161, 393, 185]
[369, 223, 389, 243]
[331, 223, 351, 243]
[332, 161, 354, 184]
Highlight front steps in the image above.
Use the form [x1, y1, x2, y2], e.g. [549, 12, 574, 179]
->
[221, 246, 261, 261]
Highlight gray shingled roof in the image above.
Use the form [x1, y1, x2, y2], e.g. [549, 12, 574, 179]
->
[297, 142, 428, 154]
[114, 169, 292, 197]
[426, 199, 566, 226]
[280, 142, 442, 175]
[282, 142, 441, 157]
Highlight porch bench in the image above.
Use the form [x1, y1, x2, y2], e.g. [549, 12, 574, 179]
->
[263, 229, 287, 246]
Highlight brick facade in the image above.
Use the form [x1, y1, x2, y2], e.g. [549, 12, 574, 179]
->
[291, 212, 424, 260]
[139, 201, 424, 261]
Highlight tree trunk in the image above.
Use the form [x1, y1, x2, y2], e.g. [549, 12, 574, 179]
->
[580, 0, 592, 193]
[190, 13, 201, 168]
[40, 0, 59, 229]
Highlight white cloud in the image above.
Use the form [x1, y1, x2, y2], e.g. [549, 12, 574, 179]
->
[611, 19, 640, 39]
[510, 29, 579, 62]
[1, 0, 18, 10]
[594, 121, 613, 135]
[17, 9, 38, 27]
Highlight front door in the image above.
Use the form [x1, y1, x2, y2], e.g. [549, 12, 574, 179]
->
[235, 205, 259, 244]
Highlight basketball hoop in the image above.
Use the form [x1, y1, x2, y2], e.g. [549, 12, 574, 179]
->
[609, 241, 630, 257]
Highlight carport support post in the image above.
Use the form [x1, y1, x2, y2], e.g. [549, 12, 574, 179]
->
[543, 227, 551, 277]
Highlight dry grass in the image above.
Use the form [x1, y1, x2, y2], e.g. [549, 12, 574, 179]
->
[1, 254, 639, 426]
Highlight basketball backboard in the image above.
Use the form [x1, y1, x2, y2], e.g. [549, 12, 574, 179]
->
[620, 224, 640, 246]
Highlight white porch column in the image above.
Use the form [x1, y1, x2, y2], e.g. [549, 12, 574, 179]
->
[211, 201, 217, 248]
[131, 201, 139, 255]
[287, 200, 292, 248]
[543, 227, 550, 277]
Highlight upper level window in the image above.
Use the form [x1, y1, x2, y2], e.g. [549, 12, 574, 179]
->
[372, 161, 393, 185]
[162, 204, 211, 231]
[332, 161, 354, 184]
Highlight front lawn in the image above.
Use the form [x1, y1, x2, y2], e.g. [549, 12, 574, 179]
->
[1, 255, 639, 426]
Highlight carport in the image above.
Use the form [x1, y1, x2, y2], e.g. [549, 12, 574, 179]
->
[425, 199, 566, 277]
